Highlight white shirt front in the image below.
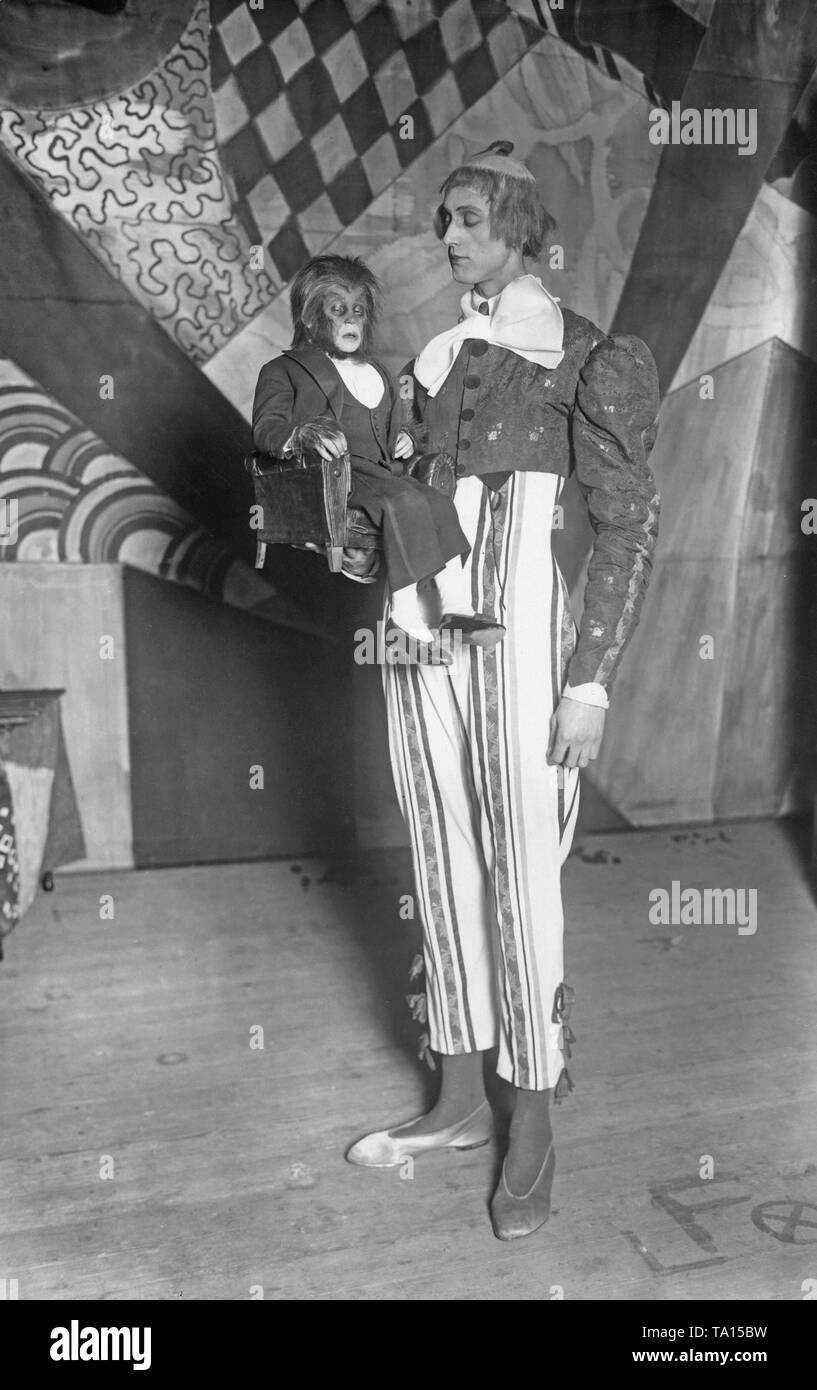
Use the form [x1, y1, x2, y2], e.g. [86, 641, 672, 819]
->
[329, 355, 384, 408]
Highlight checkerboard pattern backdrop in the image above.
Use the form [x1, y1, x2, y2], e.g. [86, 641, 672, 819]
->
[210, 0, 544, 286]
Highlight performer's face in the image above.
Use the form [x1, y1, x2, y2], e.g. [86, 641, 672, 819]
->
[321, 284, 368, 356]
[438, 187, 517, 288]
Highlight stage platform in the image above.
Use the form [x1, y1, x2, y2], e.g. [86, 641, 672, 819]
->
[1, 819, 815, 1301]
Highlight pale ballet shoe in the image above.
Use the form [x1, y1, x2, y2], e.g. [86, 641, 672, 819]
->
[345, 1100, 493, 1168]
[490, 1142, 556, 1241]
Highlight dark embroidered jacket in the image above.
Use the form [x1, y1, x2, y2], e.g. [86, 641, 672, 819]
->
[407, 308, 661, 690]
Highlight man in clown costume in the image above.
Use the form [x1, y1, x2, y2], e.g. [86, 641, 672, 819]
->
[343, 141, 661, 1241]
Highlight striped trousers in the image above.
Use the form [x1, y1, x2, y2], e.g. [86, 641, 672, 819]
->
[384, 473, 580, 1092]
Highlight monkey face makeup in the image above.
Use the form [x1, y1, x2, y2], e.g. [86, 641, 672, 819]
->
[312, 284, 370, 358]
[290, 255, 382, 357]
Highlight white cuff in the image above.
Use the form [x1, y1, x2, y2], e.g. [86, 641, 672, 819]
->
[341, 569, 378, 585]
[562, 681, 609, 710]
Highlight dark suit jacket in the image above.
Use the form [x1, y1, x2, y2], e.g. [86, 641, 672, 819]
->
[251, 347, 423, 462]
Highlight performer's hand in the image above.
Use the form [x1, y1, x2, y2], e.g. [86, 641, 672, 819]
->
[292, 419, 348, 461]
[392, 430, 414, 460]
[547, 697, 606, 769]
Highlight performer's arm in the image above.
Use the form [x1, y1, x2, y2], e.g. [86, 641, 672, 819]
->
[567, 332, 661, 695]
[252, 358, 299, 457]
[253, 358, 348, 461]
[396, 362, 430, 455]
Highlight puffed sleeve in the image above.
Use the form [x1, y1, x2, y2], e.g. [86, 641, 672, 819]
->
[568, 333, 661, 691]
[252, 356, 297, 457]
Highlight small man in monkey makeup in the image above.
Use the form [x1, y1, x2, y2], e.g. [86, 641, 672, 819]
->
[252, 254, 505, 653]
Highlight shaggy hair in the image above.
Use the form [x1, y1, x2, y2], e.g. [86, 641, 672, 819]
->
[290, 254, 383, 354]
[433, 166, 556, 259]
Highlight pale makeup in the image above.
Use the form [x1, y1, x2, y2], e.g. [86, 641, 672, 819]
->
[438, 186, 524, 298]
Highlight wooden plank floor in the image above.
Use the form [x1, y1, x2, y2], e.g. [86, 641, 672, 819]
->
[1, 820, 816, 1301]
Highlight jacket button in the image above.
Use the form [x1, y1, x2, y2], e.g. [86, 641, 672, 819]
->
[461, 408, 475, 421]
[469, 342, 488, 357]
[459, 438, 471, 450]
[464, 375, 480, 390]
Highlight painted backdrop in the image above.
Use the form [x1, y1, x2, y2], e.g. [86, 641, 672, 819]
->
[0, 0, 815, 837]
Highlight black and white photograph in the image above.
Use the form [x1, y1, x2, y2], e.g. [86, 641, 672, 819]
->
[0, 0, 816, 1337]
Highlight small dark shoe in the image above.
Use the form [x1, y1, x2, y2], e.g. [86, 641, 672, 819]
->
[384, 621, 453, 666]
[440, 613, 506, 651]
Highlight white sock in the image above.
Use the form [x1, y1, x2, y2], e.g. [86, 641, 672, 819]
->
[389, 583, 435, 642]
[434, 554, 473, 618]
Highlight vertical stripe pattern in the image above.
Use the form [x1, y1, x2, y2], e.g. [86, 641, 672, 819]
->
[385, 473, 580, 1091]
